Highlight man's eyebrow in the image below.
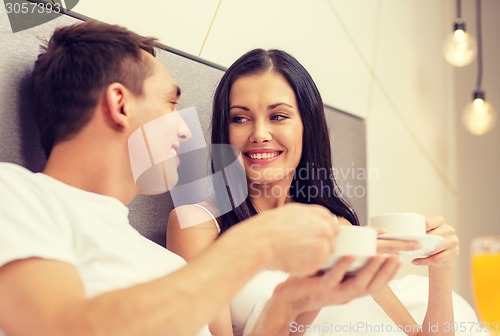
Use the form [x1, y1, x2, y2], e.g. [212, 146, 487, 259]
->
[175, 85, 181, 98]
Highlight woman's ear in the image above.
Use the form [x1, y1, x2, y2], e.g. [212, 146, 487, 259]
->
[105, 82, 130, 130]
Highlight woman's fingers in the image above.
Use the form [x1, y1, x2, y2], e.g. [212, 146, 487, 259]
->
[377, 239, 421, 254]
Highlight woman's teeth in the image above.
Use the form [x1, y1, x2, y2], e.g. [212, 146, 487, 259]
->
[248, 152, 279, 159]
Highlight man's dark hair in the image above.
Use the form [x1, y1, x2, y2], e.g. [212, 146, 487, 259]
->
[31, 20, 158, 157]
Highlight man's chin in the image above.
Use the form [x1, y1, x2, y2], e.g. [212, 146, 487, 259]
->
[137, 188, 169, 196]
[134, 161, 179, 194]
[137, 177, 178, 195]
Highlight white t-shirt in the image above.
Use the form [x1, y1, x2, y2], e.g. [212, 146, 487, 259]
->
[0, 163, 210, 336]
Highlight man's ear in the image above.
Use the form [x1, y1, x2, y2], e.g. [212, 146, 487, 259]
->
[105, 82, 130, 129]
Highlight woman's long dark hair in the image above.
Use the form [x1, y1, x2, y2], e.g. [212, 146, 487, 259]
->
[211, 49, 359, 234]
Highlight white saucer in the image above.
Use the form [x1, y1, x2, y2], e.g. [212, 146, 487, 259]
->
[378, 234, 445, 258]
[320, 255, 373, 273]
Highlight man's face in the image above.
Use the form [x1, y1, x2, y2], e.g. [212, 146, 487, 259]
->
[127, 52, 191, 192]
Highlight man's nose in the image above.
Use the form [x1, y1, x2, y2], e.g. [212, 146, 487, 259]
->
[178, 115, 192, 142]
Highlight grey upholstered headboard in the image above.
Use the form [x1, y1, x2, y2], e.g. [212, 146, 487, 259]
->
[0, 8, 367, 248]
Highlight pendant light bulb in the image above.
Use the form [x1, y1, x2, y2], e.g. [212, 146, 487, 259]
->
[462, 91, 497, 135]
[443, 21, 477, 67]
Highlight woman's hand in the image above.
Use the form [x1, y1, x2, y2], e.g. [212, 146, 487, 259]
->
[412, 216, 459, 268]
[375, 227, 421, 254]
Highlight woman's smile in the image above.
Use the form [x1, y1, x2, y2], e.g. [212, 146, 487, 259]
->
[244, 149, 283, 165]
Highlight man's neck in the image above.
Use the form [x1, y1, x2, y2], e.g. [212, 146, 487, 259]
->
[43, 139, 137, 205]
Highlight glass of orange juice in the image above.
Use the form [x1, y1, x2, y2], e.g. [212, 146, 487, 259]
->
[471, 236, 500, 336]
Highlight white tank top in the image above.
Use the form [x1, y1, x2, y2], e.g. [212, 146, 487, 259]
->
[187, 203, 289, 335]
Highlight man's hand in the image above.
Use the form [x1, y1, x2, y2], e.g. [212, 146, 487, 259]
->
[243, 203, 339, 277]
[273, 255, 400, 316]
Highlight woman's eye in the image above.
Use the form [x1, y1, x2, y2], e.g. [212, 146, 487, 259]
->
[231, 116, 248, 123]
[271, 115, 287, 121]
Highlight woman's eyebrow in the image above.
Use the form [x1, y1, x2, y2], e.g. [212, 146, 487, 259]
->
[229, 105, 249, 111]
[268, 102, 294, 110]
[229, 102, 294, 111]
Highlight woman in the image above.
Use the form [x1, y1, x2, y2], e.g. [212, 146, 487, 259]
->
[167, 49, 469, 336]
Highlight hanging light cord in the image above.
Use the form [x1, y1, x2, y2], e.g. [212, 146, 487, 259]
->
[456, 0, 462, 19]
[476, 0, 483, 90]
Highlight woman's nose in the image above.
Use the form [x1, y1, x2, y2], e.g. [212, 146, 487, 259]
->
[249, 120, 272, 143]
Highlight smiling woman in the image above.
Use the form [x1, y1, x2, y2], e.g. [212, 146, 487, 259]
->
[166, 48, 479, 336]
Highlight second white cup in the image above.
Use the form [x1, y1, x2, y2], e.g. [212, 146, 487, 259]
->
[321, 225, 377, 272]
[369, 212, 426, 237]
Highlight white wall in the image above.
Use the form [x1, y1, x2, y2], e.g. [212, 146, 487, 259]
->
[71, 0, 500, 305]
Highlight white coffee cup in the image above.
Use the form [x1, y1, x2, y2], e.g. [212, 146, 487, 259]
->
[320, 225, 377, 272]
[369, 212, 437, 258]
[369, 212, 426, 237]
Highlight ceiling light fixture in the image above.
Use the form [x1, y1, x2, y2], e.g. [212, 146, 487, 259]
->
[462, 0, 496, 136]
[443, 0, 477, 67]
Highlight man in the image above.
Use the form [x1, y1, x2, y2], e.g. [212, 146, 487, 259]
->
[0, 21, 400, 335]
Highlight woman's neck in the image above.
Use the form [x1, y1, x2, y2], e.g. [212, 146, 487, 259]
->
[248, 178, 293, 212]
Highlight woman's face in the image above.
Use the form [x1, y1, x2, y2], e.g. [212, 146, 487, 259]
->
[228, 71, 303, 185]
